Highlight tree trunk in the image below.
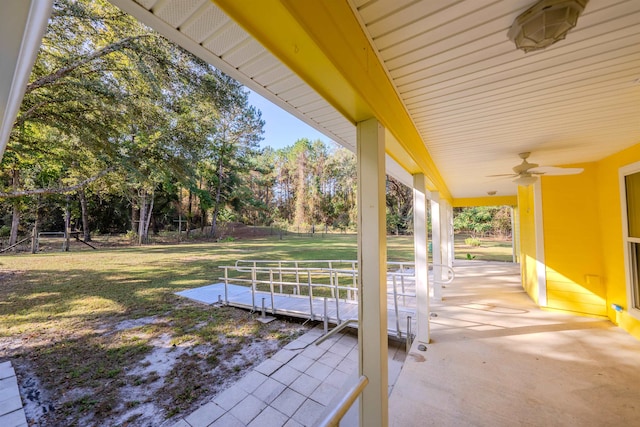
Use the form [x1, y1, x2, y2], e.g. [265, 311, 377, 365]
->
[64, 195, 71, 251]
[138, 190, 147, 245]
[294, 151, 307, 228]
[78, 188, 91, 241]
[210, 151, 225, 237]
[31, 201, 39, 254]
[9, 169, 20, 248]
[9, 204, 20, 248]
[200, 176, 206, 233]
[186, 189, 192, 238]
[143, 190, 154, 240]
[131, 189, 138, 233]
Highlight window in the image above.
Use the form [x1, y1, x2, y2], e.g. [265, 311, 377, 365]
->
[621, 165, 640, 318]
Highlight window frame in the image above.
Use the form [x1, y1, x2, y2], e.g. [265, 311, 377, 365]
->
[620, 161, 640, 321]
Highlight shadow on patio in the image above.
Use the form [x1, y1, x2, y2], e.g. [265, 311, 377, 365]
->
[390, 260, 640, 426]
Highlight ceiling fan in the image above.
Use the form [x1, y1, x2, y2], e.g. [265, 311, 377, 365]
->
[488, 152, 583, 185]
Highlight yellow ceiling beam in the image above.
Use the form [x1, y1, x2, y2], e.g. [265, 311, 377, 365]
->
[452, 196, 518, 207]
[212, 0, 451, 200]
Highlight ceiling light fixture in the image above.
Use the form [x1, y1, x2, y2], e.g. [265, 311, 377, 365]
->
[513, 174, 538, 186]
[508, 0, 588, 53]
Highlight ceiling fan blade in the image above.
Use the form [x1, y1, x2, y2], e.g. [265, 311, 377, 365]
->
[529, 166, 584, 176]
[486, 173, 518, 178]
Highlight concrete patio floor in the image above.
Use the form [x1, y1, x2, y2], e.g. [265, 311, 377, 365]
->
[390, 260, 640, 426]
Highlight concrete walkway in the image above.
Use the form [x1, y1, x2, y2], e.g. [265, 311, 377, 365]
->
[390, 261, 640, 426]
[169, 328, 405, 427]
[0, 361, 27, 427]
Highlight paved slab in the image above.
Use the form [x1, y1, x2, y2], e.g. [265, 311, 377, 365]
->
[0, 361, 27, 427]
[169, 327, 405, 427]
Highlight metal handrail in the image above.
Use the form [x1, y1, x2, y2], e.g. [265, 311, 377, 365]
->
[236, 259, 421, 272]
[314, 319, 359, 346]
[218, 260, 455, 337]
[432, 264, 456, 285]
[314, 375, 369, 427]
[235, 259, 455, 280]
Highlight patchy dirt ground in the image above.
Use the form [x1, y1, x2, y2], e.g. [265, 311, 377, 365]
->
[0, 224, 323, 426]
[2, 301, 309, 427]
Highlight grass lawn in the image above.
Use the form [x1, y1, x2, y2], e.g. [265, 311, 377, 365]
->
[0, 232, 510, 425]
[453, 234, 514, 262]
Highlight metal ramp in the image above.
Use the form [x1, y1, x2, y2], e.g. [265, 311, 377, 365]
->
[176, 260, 455, 340]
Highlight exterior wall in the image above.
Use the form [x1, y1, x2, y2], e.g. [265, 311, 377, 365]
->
[596, 143, 640, 339]
[517, 143, 640, 339]
[540, 165, 606, 316]
[517, 185, 538, 303]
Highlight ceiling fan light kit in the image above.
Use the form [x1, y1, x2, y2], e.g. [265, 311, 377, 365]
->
[508, 0, 589, 53]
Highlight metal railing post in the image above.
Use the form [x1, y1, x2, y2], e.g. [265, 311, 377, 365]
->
[251, 267, 257, 311]
[406, 315, 413, 353]
[308, 270, 314, 320]
[324, 297, 328, 334]
[334, 270, 341, 324]
[329, 262, 335, 298]
[278, 261, 283, 293]
[393, 275, 401, 338]
[269, 269, 275, 315]
[400, 263, 407, 306]
[223, 267, 229, 304]
[351, 263, 357, 301]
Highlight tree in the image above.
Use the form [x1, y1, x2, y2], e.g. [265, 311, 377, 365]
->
[2, 0, 168, 241]
[1, 0, 264, 244]
[453, 206, 512, 238]
[386, 176, 413, 235]
[200, 73, 264, 237]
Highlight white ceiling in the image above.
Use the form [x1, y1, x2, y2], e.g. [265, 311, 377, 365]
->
[110, 0, 640, 198]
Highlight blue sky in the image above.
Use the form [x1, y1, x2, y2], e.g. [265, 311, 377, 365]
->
[247, 90, 334, 150]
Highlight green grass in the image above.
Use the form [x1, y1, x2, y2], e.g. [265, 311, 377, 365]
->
[454, 234, 513, 262]
[0, 232, 511, 425]
[0, 233, 508, 337]
[3, 235, 375, 424]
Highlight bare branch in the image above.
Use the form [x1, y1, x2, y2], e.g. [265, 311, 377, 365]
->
[25, 35, 154, 94]
[0, 167, 114, 198]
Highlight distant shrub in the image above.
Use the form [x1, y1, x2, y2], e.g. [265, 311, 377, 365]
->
[0, 225, 10, 237]
[465, 237, 481, 247]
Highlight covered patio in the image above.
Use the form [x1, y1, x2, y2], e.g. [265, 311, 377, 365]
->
[392, 261, 640, 426]
[2, 1, 640, 426]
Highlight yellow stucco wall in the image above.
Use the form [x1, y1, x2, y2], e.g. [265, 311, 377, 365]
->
[596, 143, 640, 339]
[517, 185, 538, 303]
[540, 165, 606, 316]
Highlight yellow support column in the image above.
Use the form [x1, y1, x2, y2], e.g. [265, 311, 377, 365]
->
[357, 118, 388, 427]
[413, 173, 431, 344]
